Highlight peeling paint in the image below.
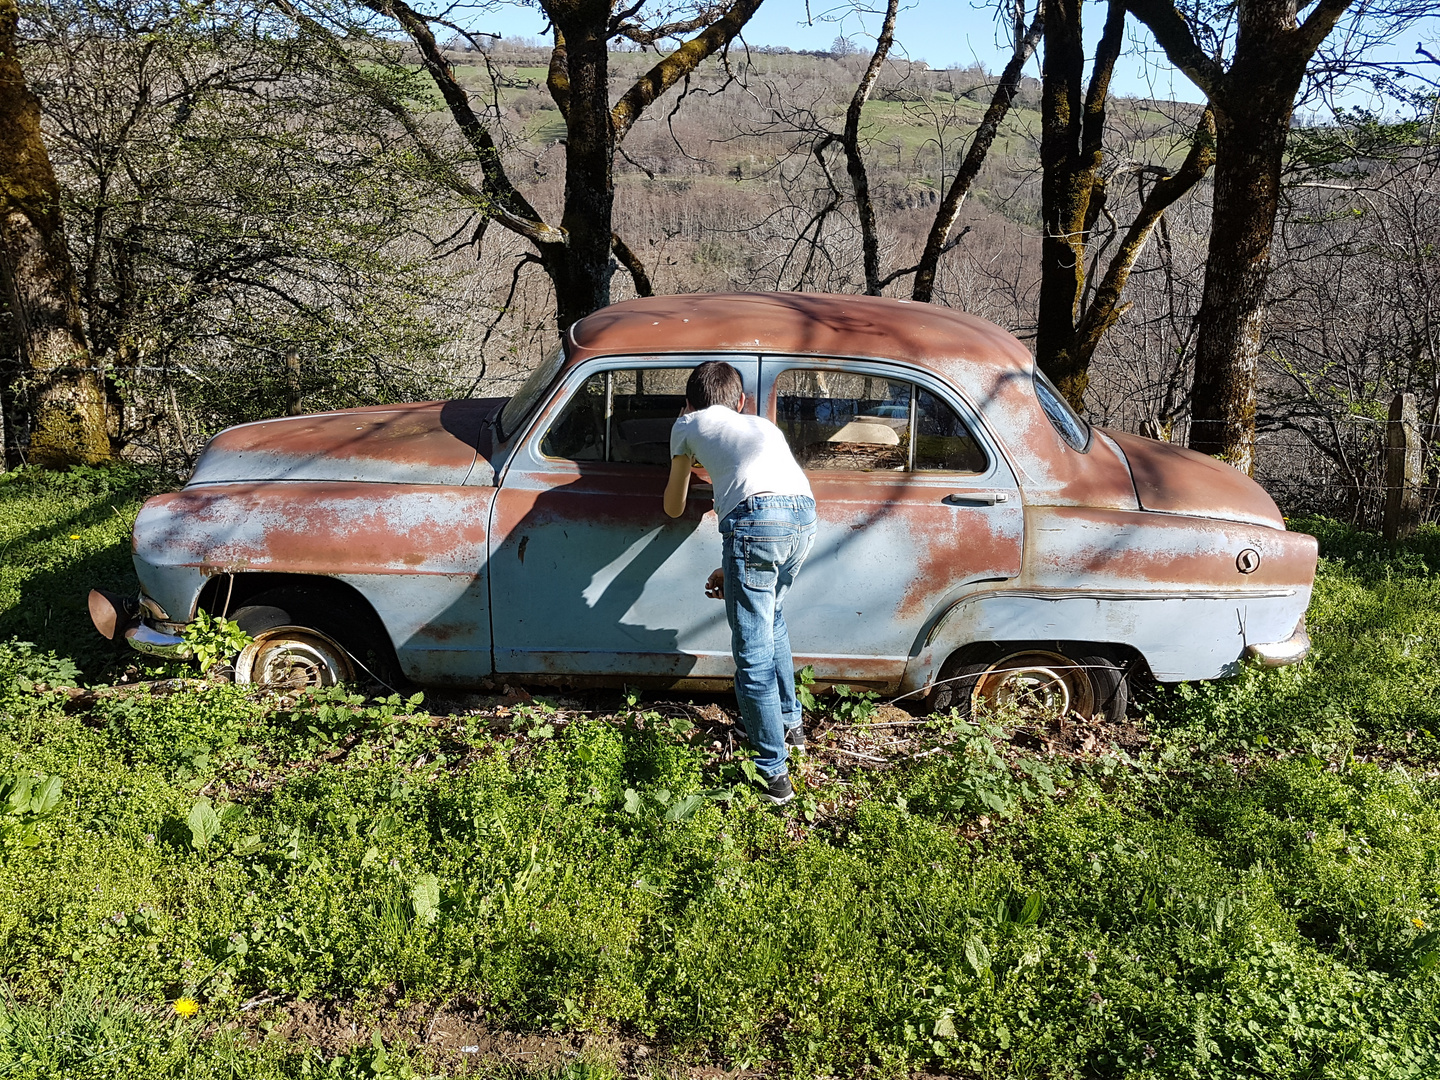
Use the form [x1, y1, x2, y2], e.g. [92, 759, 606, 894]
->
[120, 293, 1317, 696]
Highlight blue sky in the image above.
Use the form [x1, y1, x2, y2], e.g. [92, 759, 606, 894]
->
[467, 0, 1438, 111]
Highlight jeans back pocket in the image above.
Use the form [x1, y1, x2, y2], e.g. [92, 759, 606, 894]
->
[740, 527, 797, 588]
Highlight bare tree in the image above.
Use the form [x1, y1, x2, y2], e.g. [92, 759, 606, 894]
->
[291, 0, 766, 332]
[749, 0, 1044, 302]
[0, 0, 107, 466]
[1125, 0, 1428, 472]
[1035, 0, 1214, 407]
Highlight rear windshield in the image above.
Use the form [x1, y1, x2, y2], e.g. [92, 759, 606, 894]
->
[498, 339, 567, 441]
[1034, 369, 1091, 452]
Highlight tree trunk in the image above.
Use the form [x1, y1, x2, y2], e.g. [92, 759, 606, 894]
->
[839, 0, 899, 295]
[1186, 90, 1298, 472]
[0, 0, 108, 466]
[551, 3, 615, 329]
[1125, 0, 1358, 474]
[1035, 0, 1086, 401]
[1035, 0, 1125, 407]
[0, 291, 17, 468]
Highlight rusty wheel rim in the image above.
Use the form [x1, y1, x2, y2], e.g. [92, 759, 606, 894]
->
[972, 650, 1094, 720]
[235, 627, 354, 689]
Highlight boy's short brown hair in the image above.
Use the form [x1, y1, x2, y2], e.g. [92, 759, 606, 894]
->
[685, 361, 744, 411]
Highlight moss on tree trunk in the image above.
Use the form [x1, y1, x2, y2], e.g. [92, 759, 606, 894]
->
[0, 0, 109, 467]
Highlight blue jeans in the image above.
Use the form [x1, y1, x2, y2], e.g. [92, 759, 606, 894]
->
[719, 495, 817, 780]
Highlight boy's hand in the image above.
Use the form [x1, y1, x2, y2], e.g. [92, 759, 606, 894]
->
[704, 568, 724, 600]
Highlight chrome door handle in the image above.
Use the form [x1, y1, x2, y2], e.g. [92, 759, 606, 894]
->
[944, 492, 1009, 506]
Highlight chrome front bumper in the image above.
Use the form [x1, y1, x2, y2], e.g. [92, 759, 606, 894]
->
[124, 622, 190, 660]
[89, 588, 191, 659]
[1244, 618, 1311, 667]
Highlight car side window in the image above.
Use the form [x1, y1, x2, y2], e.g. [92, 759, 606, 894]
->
[540, 367, 692, 466]
[775, 368, 986, 473]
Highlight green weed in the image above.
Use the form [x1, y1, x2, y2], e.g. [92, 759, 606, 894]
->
[2, 470, 1440, 1076]
[182, 610, 252, 672]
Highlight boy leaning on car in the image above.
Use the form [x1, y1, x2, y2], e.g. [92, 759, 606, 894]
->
[662, 361, 817, 806]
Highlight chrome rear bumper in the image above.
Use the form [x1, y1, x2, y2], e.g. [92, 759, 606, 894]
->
[1244, 618, 1311, 667]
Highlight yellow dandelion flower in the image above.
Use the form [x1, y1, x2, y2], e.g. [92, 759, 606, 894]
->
[1414, 917, 1427, 929]
[173, 996, 200, 1017]
[69, 534, 81, 539]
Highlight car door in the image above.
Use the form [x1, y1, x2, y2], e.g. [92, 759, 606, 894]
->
[759, 357, 1024, 687]
[488, 356, 760, 683]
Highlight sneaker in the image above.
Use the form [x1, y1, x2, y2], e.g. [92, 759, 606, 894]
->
[785, 724, 807, 754]
[751, 771, 794, 806]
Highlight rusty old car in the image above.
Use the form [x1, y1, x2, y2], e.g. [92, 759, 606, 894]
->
[90, 292, 1317, 720]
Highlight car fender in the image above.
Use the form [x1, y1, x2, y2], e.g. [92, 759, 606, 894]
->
[900, 584, 1314, 700]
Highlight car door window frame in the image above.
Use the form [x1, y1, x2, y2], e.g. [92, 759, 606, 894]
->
[761, 357, 1011, 487]
[502, 355, 761, 481]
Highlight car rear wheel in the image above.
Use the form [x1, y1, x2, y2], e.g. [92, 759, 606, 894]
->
[227, 589, 392, 690]
[928, 644, 1128, 722]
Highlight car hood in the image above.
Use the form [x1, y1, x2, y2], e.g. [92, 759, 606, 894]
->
[1103, 428, 1286, 529]
[187, 400, 505, 488]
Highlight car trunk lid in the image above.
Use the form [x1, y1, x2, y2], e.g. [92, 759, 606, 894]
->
[1104, 428, 1286, 529]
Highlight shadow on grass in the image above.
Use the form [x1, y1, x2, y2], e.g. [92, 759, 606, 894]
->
[0, 464, 174, 676]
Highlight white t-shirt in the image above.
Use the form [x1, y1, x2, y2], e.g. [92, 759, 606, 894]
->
[670, 406, 813, 521]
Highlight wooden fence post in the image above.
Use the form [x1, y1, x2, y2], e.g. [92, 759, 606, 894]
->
[1384, 391, 1421, 543]
[285, 351, 303, 416]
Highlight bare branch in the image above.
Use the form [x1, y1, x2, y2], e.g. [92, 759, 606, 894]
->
[353, 0, 562, 246]
[547, 30, 569, 119]
[611, 0, 764, 141]
[1122, 0, 1225, 102]
[1295, 0, 1360, 57]
[1073, 107, 1216, 370]
[876, 227, 969, 291]
[611, 232, 653, 296]
[912, 8, 1042, 303]
[466, 253, 544, 397]
[1080, 0, 1126, 185]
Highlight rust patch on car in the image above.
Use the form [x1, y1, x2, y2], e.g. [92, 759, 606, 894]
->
[898, 510, 1021, 618]
[136, 483, 491, 576]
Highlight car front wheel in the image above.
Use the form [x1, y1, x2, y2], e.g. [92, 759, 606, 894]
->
[227, 589, 384, 690]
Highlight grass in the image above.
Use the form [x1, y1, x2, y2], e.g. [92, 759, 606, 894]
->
[1, 467, 1439, 1078]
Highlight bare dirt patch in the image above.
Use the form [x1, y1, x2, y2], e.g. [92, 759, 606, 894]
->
[243, 996, 742, 1076]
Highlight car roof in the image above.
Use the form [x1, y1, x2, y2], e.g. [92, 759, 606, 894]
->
[566, 293, 1035, 387]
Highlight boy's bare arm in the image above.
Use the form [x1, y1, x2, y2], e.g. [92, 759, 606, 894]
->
[663, 454, 693, 518]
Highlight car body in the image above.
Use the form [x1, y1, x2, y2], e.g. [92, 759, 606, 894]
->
[92, 293, 1317, 714]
